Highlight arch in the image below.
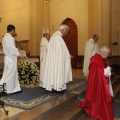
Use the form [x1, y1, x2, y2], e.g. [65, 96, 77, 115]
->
[61, 18, 78, 68]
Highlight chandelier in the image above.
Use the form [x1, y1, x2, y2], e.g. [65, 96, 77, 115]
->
[41, 0, 50, 4]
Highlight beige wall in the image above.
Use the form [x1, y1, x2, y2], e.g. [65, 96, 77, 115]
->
[50, 0, 89, 55]
[0, 0, 30, 41]
[0, 0, 45, 56]
[50, 0, 111, 55]
[43, 2, 50, 29]
[111, 0, 120, 55]
[0, 0, 114, 56]
[29, 0, 44, 56]
[29, 1, 50, 56]
[88, 0, 111, 50]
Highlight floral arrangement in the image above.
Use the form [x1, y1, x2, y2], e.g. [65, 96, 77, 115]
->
[17, 61, 39, 84]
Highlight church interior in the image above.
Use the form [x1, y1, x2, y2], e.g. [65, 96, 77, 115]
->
[0, 0, 120, 120]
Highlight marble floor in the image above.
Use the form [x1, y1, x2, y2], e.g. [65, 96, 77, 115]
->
[0, 69, 84, 120]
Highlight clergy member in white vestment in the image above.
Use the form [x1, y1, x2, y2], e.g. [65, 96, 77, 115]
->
[41, 25, 72, 92]
[83, 34, 99, 77]
[0, 24, 21, 94]
[40, 33, 50, 86]
[13, 33, 23, 50]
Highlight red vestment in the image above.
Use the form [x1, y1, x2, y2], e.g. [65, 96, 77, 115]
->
[78, 54, 114, 120]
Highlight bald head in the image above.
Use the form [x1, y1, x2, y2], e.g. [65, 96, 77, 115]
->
[93, 34, 99, 42]
[99, 46, 110, 58]
[59, 24, 69, 36]
[100, 46, 110, 52]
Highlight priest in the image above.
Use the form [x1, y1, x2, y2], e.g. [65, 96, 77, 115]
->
[13, 33, 23, 50]
[0, 24, 21, 94]
[78, 46, 114, 120]
[83, 34, 99, 77]
[40, 33, 50, 86]
[41, 25, 72, 92]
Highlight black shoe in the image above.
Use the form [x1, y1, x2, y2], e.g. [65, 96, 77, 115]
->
[52, 90, 59, 93]
[63, 89, 67, 92]
[52, 90, 63, 94]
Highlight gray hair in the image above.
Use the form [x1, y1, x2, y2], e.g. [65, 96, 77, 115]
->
[100, 46, 110, 53]
[59, 24, 69, 31]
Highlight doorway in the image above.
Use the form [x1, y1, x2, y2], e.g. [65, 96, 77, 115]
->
[61, 18, 78, 68]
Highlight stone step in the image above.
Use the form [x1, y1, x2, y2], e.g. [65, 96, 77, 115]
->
[77, 112, 96, 120]
[115, 89, 120, 100]
[112, 75, 120, 85]
[113, 80, 120, 97]
[46, 102, 83, 120]
[7, 93, 78, 120]
[111, 72, 116, 80]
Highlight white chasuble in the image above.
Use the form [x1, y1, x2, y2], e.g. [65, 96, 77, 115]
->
[83, 38, 99, 77]
[41, 31, 72, 91]
[0, 33, 21, 94]
[40, 37, 49, 86]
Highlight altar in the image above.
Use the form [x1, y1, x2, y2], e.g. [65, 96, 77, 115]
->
[0, 51, 40, 82]
[18, 57, 39, 67]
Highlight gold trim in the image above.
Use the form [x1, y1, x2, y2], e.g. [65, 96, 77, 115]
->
[3, 80, 85, 109]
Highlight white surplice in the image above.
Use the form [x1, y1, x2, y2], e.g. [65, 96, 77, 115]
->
[40, 37, 49, 86]
[41, 30, 72, 91]
[104, 66, 114, 97]
[83, 38, 99, 76]
[0, 33, 21, 94]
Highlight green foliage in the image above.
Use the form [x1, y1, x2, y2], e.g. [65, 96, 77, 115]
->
[18, 61, 39, 84]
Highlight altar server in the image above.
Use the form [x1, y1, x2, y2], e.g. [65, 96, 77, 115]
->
[0, 24, 21, 94]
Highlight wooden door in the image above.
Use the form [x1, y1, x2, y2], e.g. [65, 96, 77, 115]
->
[61, 18, 78, 68]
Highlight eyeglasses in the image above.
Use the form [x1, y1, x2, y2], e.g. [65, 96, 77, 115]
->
[104, 51, 110, 56]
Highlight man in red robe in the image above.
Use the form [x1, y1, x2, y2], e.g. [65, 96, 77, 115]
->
[78, 46, 114, 120]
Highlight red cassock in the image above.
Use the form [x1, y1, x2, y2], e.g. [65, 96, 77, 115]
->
[78, 54, 114, 120]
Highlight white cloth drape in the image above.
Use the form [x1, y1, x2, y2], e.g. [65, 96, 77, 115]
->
[41, 31, 72, 91]
[83, 38, 99, 76]
[0, 33, 21, 94]
[104, 66, 114, 97]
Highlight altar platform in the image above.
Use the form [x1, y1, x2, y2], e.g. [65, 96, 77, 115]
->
[0, 69, 120, 120]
